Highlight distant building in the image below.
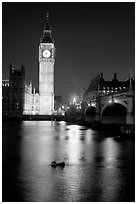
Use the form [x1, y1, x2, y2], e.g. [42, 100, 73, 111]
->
[54, 96, 62, 111]
[2, 64, 37, 116]
[2, 79, 10, 115]
[83, 72, 135, 105]
[23, 82, 33, 115]
[31, 88, 39, 115]
[9, 64, 25, 116]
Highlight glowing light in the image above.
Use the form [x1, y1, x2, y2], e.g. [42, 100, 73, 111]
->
[114, 99, 118, 103]
[59, 121, 66, 125]
[73, 97, 76, 104]
[91, 103, 96, 107]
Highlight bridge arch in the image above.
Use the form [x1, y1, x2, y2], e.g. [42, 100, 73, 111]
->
[101, 102, 127, 124]
[101, 99, 127, 115]
[113, 99, 127, 109]
[85, 106, 96, 122]
[85, 106, 96, 115]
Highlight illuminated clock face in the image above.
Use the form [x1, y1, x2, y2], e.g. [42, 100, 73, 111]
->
[43, 50, 51, 58]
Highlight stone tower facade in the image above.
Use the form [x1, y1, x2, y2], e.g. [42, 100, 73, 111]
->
[39, 13, 55, 115]
[9, 64, 25, 116]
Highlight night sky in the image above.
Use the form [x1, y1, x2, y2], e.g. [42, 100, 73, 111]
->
[2, 2, 135, 103]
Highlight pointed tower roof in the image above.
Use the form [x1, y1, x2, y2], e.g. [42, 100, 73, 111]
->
[41, 12, 53, 43]
[44, 12, 51, 30]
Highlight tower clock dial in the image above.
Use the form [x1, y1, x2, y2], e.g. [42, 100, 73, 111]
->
[43, 50, 51, 58]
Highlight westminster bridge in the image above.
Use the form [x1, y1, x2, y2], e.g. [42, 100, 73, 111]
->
[83, 73, 135, 125]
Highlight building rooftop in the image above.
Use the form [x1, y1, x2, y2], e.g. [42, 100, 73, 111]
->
[85, 73, 135, 95]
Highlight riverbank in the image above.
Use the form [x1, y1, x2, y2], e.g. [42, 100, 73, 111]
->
[2, 114, 66, 121]
[2, 115, 135, 138]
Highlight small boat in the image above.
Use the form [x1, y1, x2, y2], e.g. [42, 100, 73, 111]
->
[51, 161, 65, 168]
[57, 162, 65, 167]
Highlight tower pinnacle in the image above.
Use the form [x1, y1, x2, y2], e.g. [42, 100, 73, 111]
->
[41, 12, 53, 43]
[129, 69, 133, 88]
[46, 12, 49, 22]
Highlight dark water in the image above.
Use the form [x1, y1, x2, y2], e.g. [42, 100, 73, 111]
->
[2, 120, 135, 202]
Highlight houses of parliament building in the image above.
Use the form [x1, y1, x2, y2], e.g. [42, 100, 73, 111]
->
[2, 14, 56, 116]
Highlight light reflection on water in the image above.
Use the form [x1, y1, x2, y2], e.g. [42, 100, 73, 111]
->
[2, 120, 134, 202]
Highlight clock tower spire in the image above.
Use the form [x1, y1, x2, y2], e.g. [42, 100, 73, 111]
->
[41, 12, 53, 43]
[39, 13, 55, 115]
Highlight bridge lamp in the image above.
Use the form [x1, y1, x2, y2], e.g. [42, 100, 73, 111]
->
[114, 99, 118, 103]
[109, 99, 112, 103]
[91, 103, 96, 107]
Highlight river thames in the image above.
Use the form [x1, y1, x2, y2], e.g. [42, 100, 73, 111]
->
[2, 120, 135, 202]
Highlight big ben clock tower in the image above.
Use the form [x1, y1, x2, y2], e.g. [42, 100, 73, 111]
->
[39, 13, 55, 115]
